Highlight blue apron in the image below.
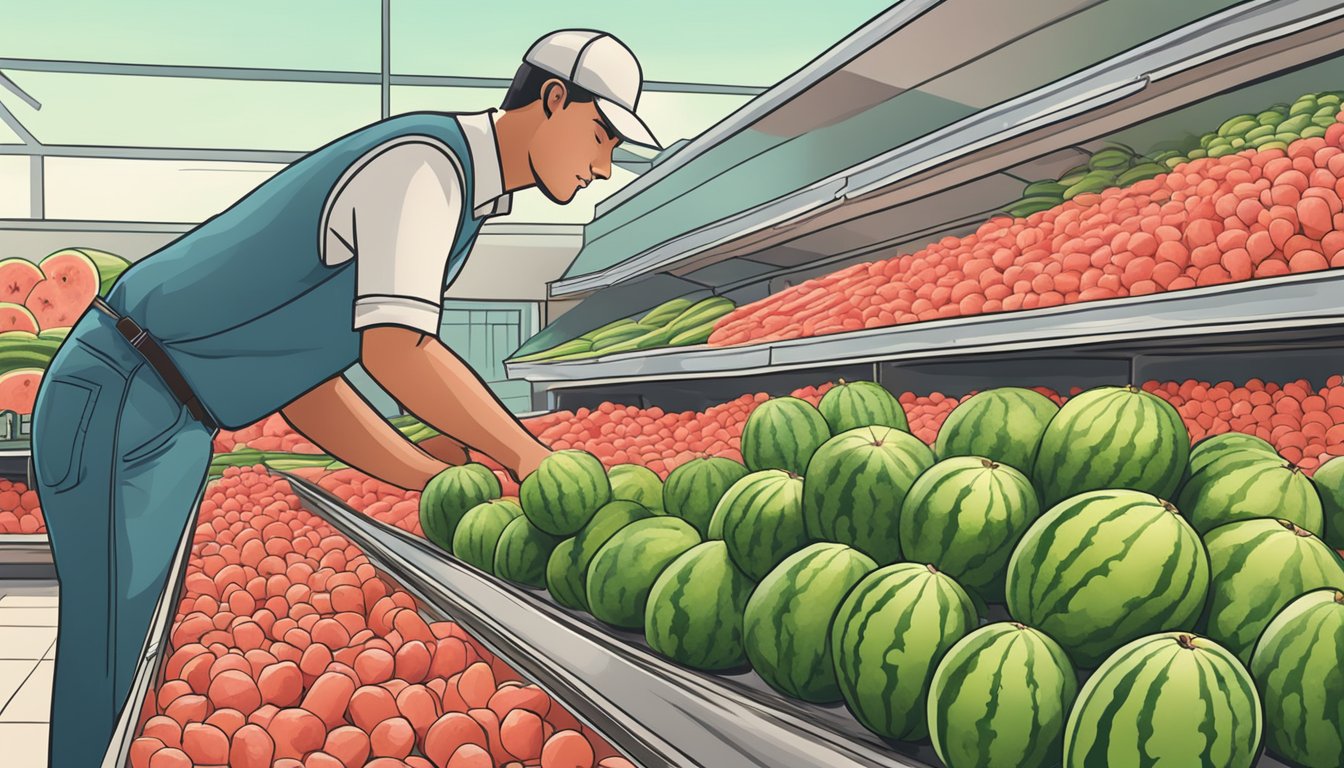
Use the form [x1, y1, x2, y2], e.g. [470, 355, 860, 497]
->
[31, 112, 487, 767]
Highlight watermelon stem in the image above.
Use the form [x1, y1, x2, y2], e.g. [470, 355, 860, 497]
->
[1159, 499, 1178, 514]
[1335, 590, 1344, 604]
[925, 563, 939, 574]
[1009, 621, 1026, 630]
[979, 458, 999, 470]
[1176, 633, 1198, 650]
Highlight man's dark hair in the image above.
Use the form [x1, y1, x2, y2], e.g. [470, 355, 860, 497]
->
[500, 62, 597, 110]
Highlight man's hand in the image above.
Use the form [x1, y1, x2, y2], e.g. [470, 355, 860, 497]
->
[418, 434, 470, 467]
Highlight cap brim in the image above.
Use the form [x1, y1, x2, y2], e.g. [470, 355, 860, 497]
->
[595, 98, 661, 150]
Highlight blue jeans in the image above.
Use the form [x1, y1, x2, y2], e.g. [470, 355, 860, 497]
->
[32, 307, 213, 767]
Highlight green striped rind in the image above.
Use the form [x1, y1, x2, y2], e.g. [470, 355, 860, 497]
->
[451, 498, 523, 572]
[645, 541, 754, 671]
[1249, 588, 1344, 767]
[708, 470, 808, 581]
[929, 623, 1079, 768]
[1202, 518, 1344, 663]
[420, 464, 503, 550]
[742, 543, 877, 702]
[585, 517, 701, 629]
[1311, 456, 1344, 549]
[1005, 490, 1210, 667]
[493, 516, 563, 588]
[546, 500, 654, 612]
[803, 426, 934, 564]
[608, 464, 665, 513]
[1062, 632, 1262, 768]
[1182, 432, 1278, 489]
[520, 449, 612, 536]
[739, 397, 832, 475]
[817, 381, 909, 434]
[831, 563, 979, 740]
[1177, 452, 1324, 535]
[663, 457, 749, 537]
[1032, 386, 1190, 507]
[900, 457, 1042, 603]
[934, 387, 1060, 476]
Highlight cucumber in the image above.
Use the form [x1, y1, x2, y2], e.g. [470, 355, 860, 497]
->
[1243, 124, 1276, 142]
[1257, 110, 1286, 126]
[1278, 114, 1312, 135]
[1217, 114, 1257, 137]
[1006, 195, 1060, 218]
[669, 321, 717, 346]
[1289, 96, 1319, 117]
[1024, 180, 1068, 197]
[579, 317, 636, 341]
[1062, 171, 1116, 200]
[1116, 162, 1166, 186]
[509, 338, 592, 363]
[639, 298, 695, 327]
[591, 326, 656, 350]
[1058, 164, 1091, 186]
[1301, 125, 1327, 140]
[1087, 148, 1133, 172]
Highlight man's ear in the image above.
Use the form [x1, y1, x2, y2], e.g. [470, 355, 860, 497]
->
[541, 78, 567, 119]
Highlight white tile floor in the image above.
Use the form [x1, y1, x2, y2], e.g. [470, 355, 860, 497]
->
[0, 584, 57, 768]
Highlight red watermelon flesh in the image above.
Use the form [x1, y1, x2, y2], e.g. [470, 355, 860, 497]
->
[0, 303, 39, 335]
[25, 279, 92, 331]
[0, 368, 42, 415]
[0, 259, 43, 304]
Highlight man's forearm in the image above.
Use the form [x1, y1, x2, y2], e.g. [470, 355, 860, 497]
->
[281, 375, 448, 491]
[362, 326, 549, 478]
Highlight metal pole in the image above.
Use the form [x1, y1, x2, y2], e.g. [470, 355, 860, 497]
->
[29, 155, 43, 219]
[381, 0, 391, 119]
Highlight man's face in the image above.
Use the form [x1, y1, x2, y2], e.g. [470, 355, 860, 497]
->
[528, 80, 620, 204]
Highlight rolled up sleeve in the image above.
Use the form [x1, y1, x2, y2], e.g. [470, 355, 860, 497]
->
[343, 140, 465, 335]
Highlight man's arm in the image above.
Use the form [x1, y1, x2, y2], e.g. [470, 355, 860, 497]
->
[361, 325, 551, 481]
[280, 375, 450, 491]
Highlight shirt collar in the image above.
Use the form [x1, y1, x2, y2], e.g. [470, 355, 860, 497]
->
[456, 109, 512, 218]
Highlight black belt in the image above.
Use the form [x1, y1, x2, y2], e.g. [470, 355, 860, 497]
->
[90, 297, 219, 433]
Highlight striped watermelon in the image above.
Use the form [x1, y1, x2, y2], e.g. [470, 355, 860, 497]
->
[934, 387, 1059, 476]
[608, 463, 664, 513]
[1032, 385, 1189, 506]
[929, 622, 1079, 768]
[1250, 587, 1344, 768]
[739, 396, 831, 475]
[1311, 456, 1344, 549]
[831, 562, 978, 740]
[900, 457, 1041, 603]
[662, 456, 748, 537]
[645, 541, 754, 671]
[1177, 452, 1324, 535]
[520, 449, 612, 536]
[742, 543, 877, 703]
[803, 426, 934, 564]
[1183, 431, 1278, 486]
[1063, 632, 1262, 768]
[420, 463, 503, 550]
[493, 516, 563, 588]
[1202, 518, 1344, 663]
[451, 498, 523, 573]
[545, 500, 654, 612]
[1006, 490, 1209, 667]
[817, 379, 908, 434]
[708, 469, 808, 581]
[585, 516, 701, 629]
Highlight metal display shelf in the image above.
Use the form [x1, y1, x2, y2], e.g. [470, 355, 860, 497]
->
[0, 533, 53, 579]
[509, 272, 1344, 389]
[284, 473, 935, 768]
[550, 0, 1344, 299]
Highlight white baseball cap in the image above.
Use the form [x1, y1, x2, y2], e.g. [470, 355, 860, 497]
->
[523, 30, 662, 150]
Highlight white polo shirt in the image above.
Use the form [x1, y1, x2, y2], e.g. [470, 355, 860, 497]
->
[319, 110, 513, 335]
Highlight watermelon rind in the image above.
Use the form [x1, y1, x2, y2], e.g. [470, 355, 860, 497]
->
[493, 515, 563, 588]
[708, 469, 808, 581]
[1177, 451, 1324, 536]
[816, 380, 909, 434]
[43, 247, 130, 296]
[831, 562, 978, 741]
[934, 387, 1059, 476]
[742, 543, 877, 703]
[520, 449, 612, 536]
[1201, 517, 1344, 663]
[608, 463, 664, 513]
[545, 499, 654, 612]
[546, 538, 586, 610]
[929, 622, 1079, 768]
[900, 456, 1041, 603]
[0, 302, 40, 336]
[1062, 632, 1262, 768]
[451, 498, 523, 573]
[662, 456, 748, 537]
[419, 463, 502, 550]
[1181, 431, 1278, 489]
[1249, 587, 1344, 768]
[1310, 456, 1344, 549]
[585, 516, 701, 629]
[645, 541, 754, 671]
[803, 425, 934, 564]
[739, 396, 831, 475]
[1005, 489, 1210, 668]
[1032, 385, 1189, 506]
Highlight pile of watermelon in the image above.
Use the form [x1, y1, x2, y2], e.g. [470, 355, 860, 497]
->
[0, 247, 129, 415]
[417, 380, 1344, 768]
[707, 109, 1344, 349]
[131, 466, 632, 768]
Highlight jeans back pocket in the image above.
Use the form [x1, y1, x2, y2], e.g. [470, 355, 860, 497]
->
[32, 377, 100, 493]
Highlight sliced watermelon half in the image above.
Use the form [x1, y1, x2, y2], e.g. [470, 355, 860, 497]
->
[0, 302, 40, 335]
[25, 278, 93, 331]
[42, 248, 129, 296]
[0, 368, 43, 415]
[0, 259, 43, 305]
